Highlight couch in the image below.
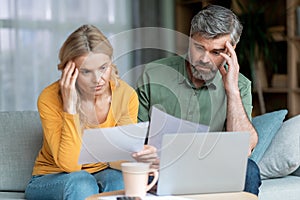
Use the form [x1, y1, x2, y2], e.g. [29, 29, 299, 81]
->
[0, 110, 300, 199]
[250, 110, 300, 199]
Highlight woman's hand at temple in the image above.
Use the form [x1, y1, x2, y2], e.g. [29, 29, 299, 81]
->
[59, 61, 79, 114]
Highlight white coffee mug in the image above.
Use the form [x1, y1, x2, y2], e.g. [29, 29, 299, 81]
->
[121, 162, 159, 197]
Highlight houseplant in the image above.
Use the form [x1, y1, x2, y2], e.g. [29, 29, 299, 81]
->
[233, 0, 281, 114]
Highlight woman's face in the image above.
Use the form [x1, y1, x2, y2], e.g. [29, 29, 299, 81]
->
[74, 53, 112, 98]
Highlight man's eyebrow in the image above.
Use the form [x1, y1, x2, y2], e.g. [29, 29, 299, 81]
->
[193, 42, 226, 52]
[214, 47, 226, 51]
[213, 48, 226, 52]
[194, 42, 203, 46]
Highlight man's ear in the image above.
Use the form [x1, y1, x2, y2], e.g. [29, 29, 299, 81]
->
[232, 45, 236, 50]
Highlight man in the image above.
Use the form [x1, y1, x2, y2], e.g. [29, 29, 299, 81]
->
[136, 5, 261, 195]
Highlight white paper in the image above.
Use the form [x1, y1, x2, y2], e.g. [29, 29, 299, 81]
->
[148, 107, 209, 152]
[78, 122, 148, 164]
[79, 107, 209, 164]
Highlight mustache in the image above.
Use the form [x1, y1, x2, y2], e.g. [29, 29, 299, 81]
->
[192, 60, 214, 69]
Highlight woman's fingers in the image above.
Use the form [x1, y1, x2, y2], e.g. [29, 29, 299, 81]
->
[151, 158, 160, 170]
[70, 67, 78, 86]
[132, 145, 156, 157]
[60, 61, 71, 83]
[133, 153, 158, 161]
[59, 61, 78, 114]
[132, 145, 159, 164]
[60, 61, 76, 87]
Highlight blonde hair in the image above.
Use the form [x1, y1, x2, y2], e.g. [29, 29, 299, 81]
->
[57, 24, 120, 127]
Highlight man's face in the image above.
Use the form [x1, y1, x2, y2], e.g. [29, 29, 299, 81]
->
[188, 34, 231, 81]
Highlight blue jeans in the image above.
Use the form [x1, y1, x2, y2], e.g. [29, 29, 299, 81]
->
[244, 158, 261, 196]
[25, 168, 124, 200]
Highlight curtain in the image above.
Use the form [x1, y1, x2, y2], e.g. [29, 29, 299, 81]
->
[0, 0, 132, 111]
[131, 0, 175, 67]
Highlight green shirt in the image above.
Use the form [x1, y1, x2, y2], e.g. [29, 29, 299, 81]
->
[136, 55, 253, 131]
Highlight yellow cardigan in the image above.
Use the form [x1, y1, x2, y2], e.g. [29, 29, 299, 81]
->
[32, 79, 138, 175]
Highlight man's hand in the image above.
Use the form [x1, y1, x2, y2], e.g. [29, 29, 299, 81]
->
[219, 41, 258, 152]
[219, 41, 240, 95]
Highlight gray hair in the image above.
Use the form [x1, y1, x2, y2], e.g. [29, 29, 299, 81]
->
[190, 5, 243, 45]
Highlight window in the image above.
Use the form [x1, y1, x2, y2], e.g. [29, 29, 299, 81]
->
[0, 0, 132, 111]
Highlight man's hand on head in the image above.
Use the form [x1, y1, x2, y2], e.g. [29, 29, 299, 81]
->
[219, 41, 240, 95]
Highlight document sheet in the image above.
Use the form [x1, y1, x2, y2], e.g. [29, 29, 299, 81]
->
[148, 106, 209, 152]
[79, 106, 209, 164]
[79, 122, 148, 164]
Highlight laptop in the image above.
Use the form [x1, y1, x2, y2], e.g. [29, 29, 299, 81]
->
[156, 132, 250, 196]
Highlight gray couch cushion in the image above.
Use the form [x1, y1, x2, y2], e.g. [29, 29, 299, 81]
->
[258, 114, 300, 179]
[259, 175, 300, 200]
[0, 191, 25, 199]
[0, 111, 42, 192]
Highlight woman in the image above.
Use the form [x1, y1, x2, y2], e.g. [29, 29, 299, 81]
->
[25, 24, 157, 200]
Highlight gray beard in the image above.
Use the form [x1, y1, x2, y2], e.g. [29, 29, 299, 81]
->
[190, 64, 217, 81]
